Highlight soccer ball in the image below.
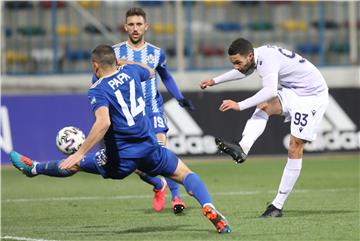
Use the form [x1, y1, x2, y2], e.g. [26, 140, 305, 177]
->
[56, 126, 85, 155]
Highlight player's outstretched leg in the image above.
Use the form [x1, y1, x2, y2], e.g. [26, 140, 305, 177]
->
[166, 178, 187, 214]
[182, 172, 231, 233]
[159, 148, 230, 233]
[137, 171, 167, 212]
[10, 151, 37, 177]
[202, 205, 232, 233]
[10, 151, 76, 177]
[215, 138, 247, 163]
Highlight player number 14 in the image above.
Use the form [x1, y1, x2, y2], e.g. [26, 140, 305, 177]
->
[115, 79, 145, 126]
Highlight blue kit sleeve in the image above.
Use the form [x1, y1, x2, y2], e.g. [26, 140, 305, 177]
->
[156, 49, 184, 101]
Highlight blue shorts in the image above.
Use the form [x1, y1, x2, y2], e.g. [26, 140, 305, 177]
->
[79, 146, 178, 180]
[148, 112, 169, 134]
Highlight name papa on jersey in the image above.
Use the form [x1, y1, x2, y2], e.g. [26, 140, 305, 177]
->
[108, 72, 131, 90]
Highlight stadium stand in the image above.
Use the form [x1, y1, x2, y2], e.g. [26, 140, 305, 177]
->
[2, 1, 359, 74]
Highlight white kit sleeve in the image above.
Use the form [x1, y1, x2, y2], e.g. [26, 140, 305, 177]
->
[213, 69, 247, 84]
[238, 73, 278, 111]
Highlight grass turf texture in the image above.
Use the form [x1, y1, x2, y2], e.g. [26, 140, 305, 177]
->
[1, 154, 359, 241]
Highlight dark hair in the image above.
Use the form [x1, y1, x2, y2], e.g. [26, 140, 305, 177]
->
[228, 38, 254, 56]
[91, 45, 116, 68]
[126, 7, 146, 22]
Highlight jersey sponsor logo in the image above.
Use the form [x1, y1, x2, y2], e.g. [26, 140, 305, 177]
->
[283, 95, 359, 151]
[0, 106, 13, 154]
[164, 99, 218, 155]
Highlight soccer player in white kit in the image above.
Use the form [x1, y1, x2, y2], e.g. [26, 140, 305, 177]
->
[200, 38, 329, 217]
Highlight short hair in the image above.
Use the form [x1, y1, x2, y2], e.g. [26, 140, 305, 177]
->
[126, 7, 146, 22]
[228, 38, 254, 56]
[91, 45, 116, 68]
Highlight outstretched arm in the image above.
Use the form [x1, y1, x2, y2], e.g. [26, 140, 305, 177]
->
[219, 73, 278, 112]
[200, 69, 247, 89]
[59, 106, 110, 169]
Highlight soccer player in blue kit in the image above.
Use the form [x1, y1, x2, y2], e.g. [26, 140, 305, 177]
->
[95, 7, 194, 214]
[10, 45, 231, 234]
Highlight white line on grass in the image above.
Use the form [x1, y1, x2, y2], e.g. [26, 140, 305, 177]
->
[2, 188, 356, 203]
[0, 236, 58, 241]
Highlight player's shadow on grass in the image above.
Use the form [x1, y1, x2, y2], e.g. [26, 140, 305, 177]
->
[114, 224, 191, 234]
[240, 209, 356, 219]
[148, 207, 194, 215]
[285, 209, 356, 217]
[67, 224, 191, 235]
[139, 206, 195, 214]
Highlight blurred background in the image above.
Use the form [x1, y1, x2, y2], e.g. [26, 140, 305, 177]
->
[1, 1, 359, 161]
[2, 0, 360, 74]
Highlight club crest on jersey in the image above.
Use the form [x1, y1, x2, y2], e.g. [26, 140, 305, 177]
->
[147, 54, 155, 64]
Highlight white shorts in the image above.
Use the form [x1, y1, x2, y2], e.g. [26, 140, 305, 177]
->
[278, 88, 328, 142]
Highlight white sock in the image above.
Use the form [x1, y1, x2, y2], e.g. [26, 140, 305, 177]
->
[203, 203, 215, 209]
[31, 161, 38, 175]
[272, 158, 302, 209]
[239, 109, 269, 154]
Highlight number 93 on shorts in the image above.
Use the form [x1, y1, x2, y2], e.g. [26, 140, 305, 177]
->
[279, 88, 328, 142]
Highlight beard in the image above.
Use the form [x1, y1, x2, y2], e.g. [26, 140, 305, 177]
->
[129, 34, 143, 45]
[238, 62, 255, 75]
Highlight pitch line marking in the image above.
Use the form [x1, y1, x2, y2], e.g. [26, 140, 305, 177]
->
[2, 188, 356, 203]
[0, 236, 59, 241]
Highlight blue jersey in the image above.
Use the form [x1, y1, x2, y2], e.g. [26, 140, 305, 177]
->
[88, 64, 157, 159]
[112, 41, 184, 115]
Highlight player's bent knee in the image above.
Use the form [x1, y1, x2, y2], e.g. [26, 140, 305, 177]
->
[172, 160, 192, 182]
[257, 97, 282, 116]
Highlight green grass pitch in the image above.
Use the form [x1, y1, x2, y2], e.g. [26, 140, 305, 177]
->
[1, 154, 359, 241]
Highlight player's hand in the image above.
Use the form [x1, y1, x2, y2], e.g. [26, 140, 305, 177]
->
[178, 98, 195, 111]
[200, 79, 215, 89]
[59, 152, 84, 170]
[117, 59, 128, 66]
[117, 59, 155, 79]
[219, 100, 240, 112]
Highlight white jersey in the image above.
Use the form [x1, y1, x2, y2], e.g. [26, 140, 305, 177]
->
[255, 45, 327, 96]
[213, 45, 328, 110]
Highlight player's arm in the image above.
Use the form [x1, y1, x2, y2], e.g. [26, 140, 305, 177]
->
[117, 59, 155, 79]
[60, 107, 110, 170]
[200, 69, 247, 89]
[157, 49, 195, 110]
[219, 73, 278, 112]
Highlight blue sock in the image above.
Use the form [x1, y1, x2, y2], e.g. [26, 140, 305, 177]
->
[166, 177, 181, 199]
[183, 172, 212, 206]
[36, 160, 75, 177]
[79, 152, 102, 175]
[139, 173, 163, 190]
